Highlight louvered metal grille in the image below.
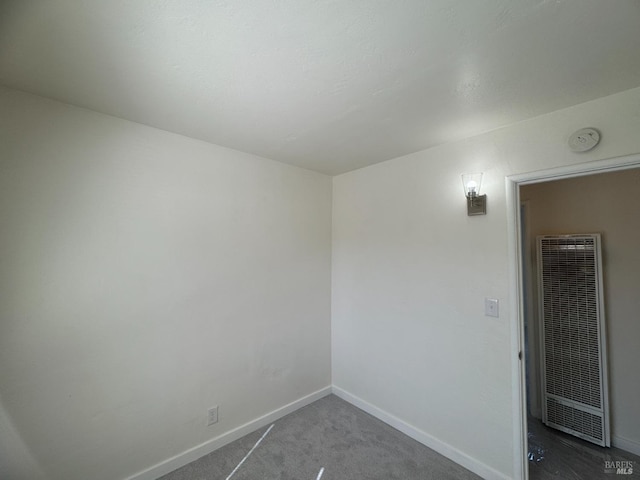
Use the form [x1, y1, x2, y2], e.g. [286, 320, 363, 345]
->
[546, 397, 603, 441]
[538, 235, 609, 447]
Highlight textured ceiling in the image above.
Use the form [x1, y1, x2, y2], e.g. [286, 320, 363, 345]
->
[1, 1, 640, 175]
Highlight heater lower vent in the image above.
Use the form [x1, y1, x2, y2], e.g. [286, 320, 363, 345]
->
[546, 397, 603, 442]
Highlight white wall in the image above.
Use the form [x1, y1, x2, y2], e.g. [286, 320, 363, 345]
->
[0, 86, 332, 480]
[332, 86, 640, 478]
[3, 81, 640, 480]
[521, 170, 640, 454]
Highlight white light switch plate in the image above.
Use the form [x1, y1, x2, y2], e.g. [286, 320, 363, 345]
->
[485, 298, 499, 317]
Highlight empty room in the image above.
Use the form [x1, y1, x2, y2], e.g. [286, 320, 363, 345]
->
[1, 2, 639, 479]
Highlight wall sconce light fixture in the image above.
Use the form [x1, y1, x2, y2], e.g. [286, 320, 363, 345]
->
[462, 173, 486, 216]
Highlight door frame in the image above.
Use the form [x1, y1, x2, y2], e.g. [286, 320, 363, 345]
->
[506, 152, 640, 479]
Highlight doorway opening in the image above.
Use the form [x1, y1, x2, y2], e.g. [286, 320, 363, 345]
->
[507, 153, 640, 480]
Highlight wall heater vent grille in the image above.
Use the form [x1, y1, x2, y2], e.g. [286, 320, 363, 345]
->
[537, 234, 610, 446]
[546, 397, 603, 441]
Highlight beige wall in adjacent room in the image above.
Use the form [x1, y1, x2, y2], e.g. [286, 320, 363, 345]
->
[521, 169, 640, 454]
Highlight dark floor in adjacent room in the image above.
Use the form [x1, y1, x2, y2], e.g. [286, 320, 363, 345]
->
[160, 394, 481, 480]
[528, 417, 640, 479]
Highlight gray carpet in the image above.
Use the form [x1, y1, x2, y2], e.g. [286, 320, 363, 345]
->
[159, 394, 481, 480]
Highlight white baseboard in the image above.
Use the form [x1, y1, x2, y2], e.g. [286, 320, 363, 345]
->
[125, 386, 332, 480]
[613, 435, 640, 456]
[332, 386, 510, 480]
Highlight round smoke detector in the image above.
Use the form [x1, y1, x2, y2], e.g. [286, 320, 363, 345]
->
[568, 128, 600, 152]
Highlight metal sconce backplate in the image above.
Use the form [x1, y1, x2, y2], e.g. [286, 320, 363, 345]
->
[467, 195, 486, 215]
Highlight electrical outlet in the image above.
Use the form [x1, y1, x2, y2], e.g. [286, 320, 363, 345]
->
[207, 405, 219, 426]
